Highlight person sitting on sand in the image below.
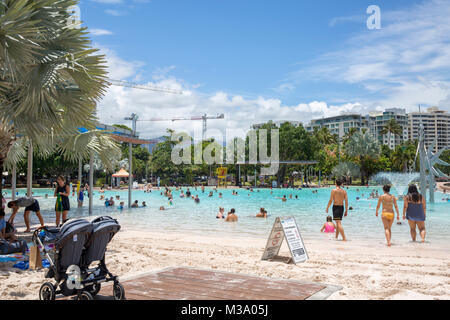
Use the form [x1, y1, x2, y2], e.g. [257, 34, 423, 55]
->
[225, 208, 238, 222]
[320, 216, 336, 233]
[376, 185, 400, 247]
[216, 207, 225, 219]
[256, 208, 267, 218]
[326, 179, 348, 241]
[131, 200, 139, 208]
[0, 208, 16, 241]
[7, 197, 45, 233]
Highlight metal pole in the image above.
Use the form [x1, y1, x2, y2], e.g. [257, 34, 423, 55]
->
[319, 170, 321, 187]
[238, 165, 241, 186]
[78, 159, 82, 185]
[12, 164, 16, 200]
[27, 140, 33, 197]
[89, 152, 94, 215]
[128, 142, 132, 208]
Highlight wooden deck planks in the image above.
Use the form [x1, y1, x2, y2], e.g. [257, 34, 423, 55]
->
[95, 267, 328, 300]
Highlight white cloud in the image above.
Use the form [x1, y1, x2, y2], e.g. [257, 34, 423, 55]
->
[281, 0, 450, 112]
[90, 28, 114, 36]
[96, 48, 365, 139]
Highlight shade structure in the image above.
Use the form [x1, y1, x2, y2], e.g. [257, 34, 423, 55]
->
[112, 168, 129, 178]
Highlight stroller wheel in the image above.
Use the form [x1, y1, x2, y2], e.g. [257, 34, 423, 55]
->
[86, 283, 101, 297]
[113, 283, 126, 300]
[78, 291, 94, 300]
[39, 282, 56, 300]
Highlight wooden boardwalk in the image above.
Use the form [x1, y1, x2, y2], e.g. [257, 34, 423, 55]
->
[95, 267, 340, 300]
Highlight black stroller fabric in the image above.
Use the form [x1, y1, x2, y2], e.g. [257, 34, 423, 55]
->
[84, 217, 120, 265]
[56, 219, 93, 269]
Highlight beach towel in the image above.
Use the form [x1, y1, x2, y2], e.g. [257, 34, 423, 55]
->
[55, 193, 63, 212]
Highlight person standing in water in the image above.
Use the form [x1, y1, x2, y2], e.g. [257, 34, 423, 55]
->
[326, 179, 348, 241]
[403, 184, 426, 243]
[54, 176, 70, 227]
[376, 185, 400, 247]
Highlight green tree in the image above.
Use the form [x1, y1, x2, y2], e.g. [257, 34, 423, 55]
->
[381, 119, 403, 149]
[344, 131, 380, 185]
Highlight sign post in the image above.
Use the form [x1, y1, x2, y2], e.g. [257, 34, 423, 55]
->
[262, 216, 308, 264]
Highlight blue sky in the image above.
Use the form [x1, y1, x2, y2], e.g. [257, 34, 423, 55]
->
[79, 0, 450, 138]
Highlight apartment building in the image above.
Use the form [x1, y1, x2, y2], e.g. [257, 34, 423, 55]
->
[408, 107, 449, 152]
[305, 114, 370, 138]
[368, 108, 408, 149]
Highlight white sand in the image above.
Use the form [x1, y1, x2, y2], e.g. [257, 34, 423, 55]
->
[1, 227, 450, 300]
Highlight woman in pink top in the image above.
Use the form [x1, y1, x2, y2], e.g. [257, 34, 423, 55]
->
[321, 216, 336, 233]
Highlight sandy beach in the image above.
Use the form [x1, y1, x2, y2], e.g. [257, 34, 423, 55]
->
[1, 225, 450, 300]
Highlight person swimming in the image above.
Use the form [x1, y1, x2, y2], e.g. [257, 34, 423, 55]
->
[216, 207, 225, 219]
[376, 184, 400, 247]
[225, 208, 238, 222]
[118, 201, 124, 210]
[256, 208, 267, 218]
[320, 216, 336, 233]
[276, 195, 287, 202]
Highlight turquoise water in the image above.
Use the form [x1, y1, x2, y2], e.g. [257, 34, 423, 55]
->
[3, 187, 450, 245]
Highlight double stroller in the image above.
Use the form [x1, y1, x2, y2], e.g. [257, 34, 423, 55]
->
[32, 216, 125, 300]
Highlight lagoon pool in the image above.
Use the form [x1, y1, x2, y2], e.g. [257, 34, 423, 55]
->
[3, 187, 450, 246]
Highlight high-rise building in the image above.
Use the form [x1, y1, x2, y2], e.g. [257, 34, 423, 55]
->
[252, 120, 302, 130]
[408, 107, 450, 152]
[305, 114, 370, 138]
[369, 108, 408, 149]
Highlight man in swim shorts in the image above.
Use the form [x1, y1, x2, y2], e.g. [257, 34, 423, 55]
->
[326, 179, 348, 241]
[8, 197, 45, 233]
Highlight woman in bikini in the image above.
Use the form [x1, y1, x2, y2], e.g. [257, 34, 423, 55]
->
[376, 185, 400, 247]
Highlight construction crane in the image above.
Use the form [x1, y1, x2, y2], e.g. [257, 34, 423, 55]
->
[107, 79, 183, 95]
[140, 114, 225, 141]
[124, 113, 225, 141]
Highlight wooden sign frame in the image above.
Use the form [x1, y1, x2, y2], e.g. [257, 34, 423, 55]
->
[261, 216, 309, 264]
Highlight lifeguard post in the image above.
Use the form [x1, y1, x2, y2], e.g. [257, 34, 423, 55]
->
[216, 167, 228, 188]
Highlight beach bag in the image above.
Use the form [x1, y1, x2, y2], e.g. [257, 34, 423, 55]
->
[0, 239, 28, 255]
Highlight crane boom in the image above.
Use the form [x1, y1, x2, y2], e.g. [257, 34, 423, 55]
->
[107, 79, 183, 94]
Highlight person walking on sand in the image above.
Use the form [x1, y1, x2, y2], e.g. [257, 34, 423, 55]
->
[55, 175, 70, 227]
[403, 185, 426, 243]
[376, 185, 400, 247]
[326, 179, 348, 241]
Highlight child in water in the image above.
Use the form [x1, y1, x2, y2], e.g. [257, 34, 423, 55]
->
[320, 216, 336, 233]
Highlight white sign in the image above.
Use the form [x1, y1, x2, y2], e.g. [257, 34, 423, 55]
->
[261, 217, 308, 264]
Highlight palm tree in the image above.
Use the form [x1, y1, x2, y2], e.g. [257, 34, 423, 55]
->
[342, 127, 358, 145]
[0, 0, 111, 197]
[344, 131, 380, 185]
[331, 162, 360, 184]
[392, 143, 416, 172]
[313, 127, 337, 145]
[381, 119, 403, 149]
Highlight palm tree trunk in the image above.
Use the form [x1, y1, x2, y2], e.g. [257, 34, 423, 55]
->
[27, 140, 33, 197]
